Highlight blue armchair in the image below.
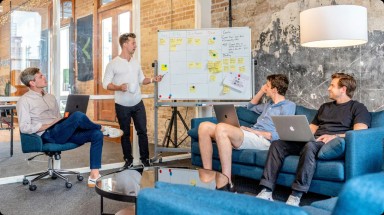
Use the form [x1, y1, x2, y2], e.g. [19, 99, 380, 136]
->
[20, 133, 84, 191]
[137, 172, 384, 215]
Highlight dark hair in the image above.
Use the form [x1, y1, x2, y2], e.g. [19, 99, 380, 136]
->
[267, 74, 289, 96]
[20, 67, 40, 87]
[331, 72, 356, 98]
[119, 33, 136, 48]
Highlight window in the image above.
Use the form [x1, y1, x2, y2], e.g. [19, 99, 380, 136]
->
[60, 26, 70, 95]
[101, 0, 116, 6]
[61, 0, 73, 21]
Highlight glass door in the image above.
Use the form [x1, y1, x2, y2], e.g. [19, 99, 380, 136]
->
[96, 4, 132, 122]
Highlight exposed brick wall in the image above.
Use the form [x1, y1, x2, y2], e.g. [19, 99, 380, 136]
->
[141, 0, 195, 146]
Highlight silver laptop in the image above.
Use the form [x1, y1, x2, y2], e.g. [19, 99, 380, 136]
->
[271, 115, 315, 142]
[213, 104, 240, 128]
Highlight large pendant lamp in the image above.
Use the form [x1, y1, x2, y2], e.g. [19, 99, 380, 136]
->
[300, 5, 368, 48]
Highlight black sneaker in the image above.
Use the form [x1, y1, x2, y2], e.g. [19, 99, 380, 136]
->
[119, 160, 133, 171]
[216, 182, 237, 193]
[141, 159, 151, 167]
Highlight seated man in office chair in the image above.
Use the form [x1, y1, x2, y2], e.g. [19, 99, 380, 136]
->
[16, 67, 123, 187]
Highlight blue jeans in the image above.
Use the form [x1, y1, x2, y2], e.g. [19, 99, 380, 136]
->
[41, 111, 103, 169]
[115, 100, 149, 162]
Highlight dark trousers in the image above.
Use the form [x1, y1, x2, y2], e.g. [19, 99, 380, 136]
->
[41, 111, 103, 169]
[259, 139, 324, 193]
[115, 100, 149, 162]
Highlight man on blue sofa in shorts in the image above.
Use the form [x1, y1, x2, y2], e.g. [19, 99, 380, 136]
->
[257, 72, 371, 206]
[198, 74, 296, 191]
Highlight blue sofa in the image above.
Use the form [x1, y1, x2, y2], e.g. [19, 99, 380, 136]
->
[137, 172, 384, 215]
[188, 105, 384, 196]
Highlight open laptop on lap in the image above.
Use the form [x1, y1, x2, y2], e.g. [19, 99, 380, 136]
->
[48, 94, 90, 128]
[271, 115, 315, 142]
[213, 104, 240, 128]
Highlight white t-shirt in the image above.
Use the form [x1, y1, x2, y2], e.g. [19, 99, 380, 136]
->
[103, 56, 145, 107]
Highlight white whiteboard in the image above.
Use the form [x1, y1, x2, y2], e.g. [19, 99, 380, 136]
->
[157, 27, 253, 100]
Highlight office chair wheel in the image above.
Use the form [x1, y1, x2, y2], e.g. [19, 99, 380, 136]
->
[22, 179, 29, 185]
[77, 175, 84, 181]
[65, 182, 72, 188]
[51, 174, 58, 180]
[29, 184, 37, 191]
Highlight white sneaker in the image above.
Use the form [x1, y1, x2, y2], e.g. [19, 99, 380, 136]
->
[286, 195, 301, 206]
[87, 174, 101, 188]
[102, 126, 123, 138]
[256, 189, 274, 201]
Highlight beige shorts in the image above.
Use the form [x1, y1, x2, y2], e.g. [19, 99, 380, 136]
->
[235, 130, 271, 150]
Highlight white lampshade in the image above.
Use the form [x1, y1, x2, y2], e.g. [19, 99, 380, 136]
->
[300, 5, 368, 48]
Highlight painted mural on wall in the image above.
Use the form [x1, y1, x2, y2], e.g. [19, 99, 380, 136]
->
[243, 1, 384, 112]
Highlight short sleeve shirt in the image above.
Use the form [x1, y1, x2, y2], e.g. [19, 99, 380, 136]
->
[312, 100, 371, 137]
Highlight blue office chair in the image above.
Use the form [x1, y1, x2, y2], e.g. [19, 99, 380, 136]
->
[20, 133, 84, 191]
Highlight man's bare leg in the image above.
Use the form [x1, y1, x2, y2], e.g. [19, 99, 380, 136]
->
[215, 123, 244, 183]
[198, 122, 217, 170]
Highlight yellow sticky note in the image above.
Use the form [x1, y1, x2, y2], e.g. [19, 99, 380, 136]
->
[170, 38, 176, 45]
[209, 50, 218, 59]
[207, 61, 214, 69]
[239, 66, 245, 73]
[176, 38, 183, 45]
[230, 65, 236, 72]
[214, 61, 222, 72]
[224, 66, 229, 72]
[187, 38, 193, 45]
[210, 75, 216, 81]
[195, 62, 202, 69]
[222, 85, 230, 94]
[230, 58, 236, 64]
[223, 58, 229, 65]
[170, 44, 177, 51]
[160, 38, 166, 45]
[161, 64, 168, 71]
[238, 58, 244, 64]
[188, 62, 195, 69]
[194, 38, 201, 45]
[208, 38, 215, 45]
[190, 85, 196, 93]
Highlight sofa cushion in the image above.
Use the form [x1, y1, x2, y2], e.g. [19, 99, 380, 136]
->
[310, 197, 338, 211]
[236, 106, 259, 124]
[370, 110, 384, 128]
[187, 128, 198, 139]
[317, 137, 345, 160]
[295, 105, 317, 122]
[191, 141, 258, 164]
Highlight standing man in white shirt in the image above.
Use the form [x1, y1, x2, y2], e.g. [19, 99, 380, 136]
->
[103, 33, 163, 169]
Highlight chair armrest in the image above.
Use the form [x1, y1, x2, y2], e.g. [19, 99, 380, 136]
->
[345, 127, 384, 179]
[190, 117, 217, 129]
[20, 133, 44, 153]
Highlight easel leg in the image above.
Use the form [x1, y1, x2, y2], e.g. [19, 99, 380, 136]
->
[161, 107, 190, 148]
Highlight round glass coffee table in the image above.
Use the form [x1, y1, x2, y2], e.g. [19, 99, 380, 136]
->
[95, 167, 228, 215]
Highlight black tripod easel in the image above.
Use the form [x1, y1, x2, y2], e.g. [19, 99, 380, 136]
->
[162, 106, 190, 148]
